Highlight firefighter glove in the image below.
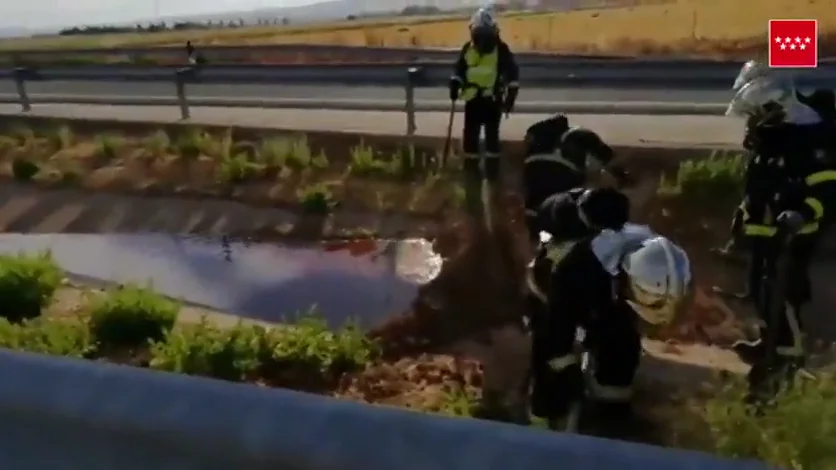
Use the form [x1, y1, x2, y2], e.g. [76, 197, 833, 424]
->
[448, 78, 460, 102]
[503, 86, 518, 115]
[777, 210, 804, 234]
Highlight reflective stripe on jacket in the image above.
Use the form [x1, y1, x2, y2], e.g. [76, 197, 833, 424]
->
[742, 168, 836, 237]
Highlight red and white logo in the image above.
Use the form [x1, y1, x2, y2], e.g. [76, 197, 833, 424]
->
[768, 19, 818, 68]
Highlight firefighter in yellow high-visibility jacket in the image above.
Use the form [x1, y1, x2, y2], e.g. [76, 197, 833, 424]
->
[449, 8, 519, 184]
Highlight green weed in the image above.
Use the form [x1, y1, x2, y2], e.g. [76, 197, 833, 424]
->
[173, 128, 210, 159]
[87, 284, 179, 350]
[271, 310, 378, 373]
[149, 309, 377, 384]
[217, 154, 262, 184]
[703, 374, 836, 469]
[7, 125, 34, 147]
[0, 252, 62, 323]
[258, 136, 295, 168]
[348, 143, 402, 177]
[297, 183, 336, 214]
[658, 153, 745, 203]
[286, 136, 315, 168]
[142, 130, 171, 158]
[92, 133, 125, 160]
[0, 316, 95, 358]
[47, 125, 74, 151]
[149, 319, 267, 381]
[12, 158, 39, 181]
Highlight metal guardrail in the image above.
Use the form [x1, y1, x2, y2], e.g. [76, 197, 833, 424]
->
[1, 44, 632, 64]
[0, 348, 775, 470]
[0, 64, 732, 128]
[5, 61, 836, 87]
[2, 62, 834, 122]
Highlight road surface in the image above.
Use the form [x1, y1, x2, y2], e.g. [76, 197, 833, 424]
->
[0, 81, 737, 105]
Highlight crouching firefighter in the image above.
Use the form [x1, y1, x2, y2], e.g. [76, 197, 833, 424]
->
[722, 60, 836, 400]
[523, 187, 692, 429]
[449, 8, 519, 193]
[522, 113, 632, 243]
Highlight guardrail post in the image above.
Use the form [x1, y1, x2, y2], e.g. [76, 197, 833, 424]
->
[405, 67, 419, 139]
[13, 67, 31, 112]
[175, 67, 192, 120]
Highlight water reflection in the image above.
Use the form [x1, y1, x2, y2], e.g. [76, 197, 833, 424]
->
[0, 234, 443, 328]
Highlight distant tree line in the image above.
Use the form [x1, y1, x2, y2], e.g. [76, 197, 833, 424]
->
[58, 17, 290, 36]
[58, 3, 522, 37]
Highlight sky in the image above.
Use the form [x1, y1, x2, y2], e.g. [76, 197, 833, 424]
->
[0, 0, 319, 30]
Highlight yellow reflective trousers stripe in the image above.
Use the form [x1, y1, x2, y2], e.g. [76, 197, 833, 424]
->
[805, 170, 836, 186]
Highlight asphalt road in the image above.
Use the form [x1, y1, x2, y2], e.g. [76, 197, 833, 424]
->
[0, 81, 736, 104]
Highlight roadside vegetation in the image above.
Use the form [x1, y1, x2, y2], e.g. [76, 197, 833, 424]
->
[0, 123, 463, 218]
[0, 239, 831, 467]
[0, 124, 824, 467]
[0, 251, 480, 410]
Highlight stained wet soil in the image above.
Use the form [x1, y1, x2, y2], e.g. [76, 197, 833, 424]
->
[0, 233, 443, 329]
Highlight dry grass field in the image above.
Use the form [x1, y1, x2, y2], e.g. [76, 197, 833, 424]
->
[1, 0, 833, 59]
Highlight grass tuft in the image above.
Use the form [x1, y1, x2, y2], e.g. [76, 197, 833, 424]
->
[0, 251, 62, 323]
[87, 284, 179, 350]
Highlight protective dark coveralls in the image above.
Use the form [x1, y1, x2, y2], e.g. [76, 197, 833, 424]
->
[732, 122, 836, 377]
[524, 188, 637, 422]
[449, 17, 519, 183]
[522, 115, 628, 243]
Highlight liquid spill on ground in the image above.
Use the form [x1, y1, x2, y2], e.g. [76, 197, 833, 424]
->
[0, 233, 443, 328]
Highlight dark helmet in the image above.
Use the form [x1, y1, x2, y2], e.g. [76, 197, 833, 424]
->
[577, 187, 630, 231]
[469, 7, 498, 52]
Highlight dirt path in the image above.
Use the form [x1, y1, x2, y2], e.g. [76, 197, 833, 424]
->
[0, 182, 434, 238]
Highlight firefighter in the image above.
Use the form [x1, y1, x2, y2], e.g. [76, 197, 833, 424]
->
[723, 60, 836, 399]
[522, 114, 632, 243]
[449, 8, 519, 186]
[716, 59, 827, 257]
[524, 187, 692, 428]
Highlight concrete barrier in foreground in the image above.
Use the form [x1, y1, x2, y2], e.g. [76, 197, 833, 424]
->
[0, 349, 775, 470]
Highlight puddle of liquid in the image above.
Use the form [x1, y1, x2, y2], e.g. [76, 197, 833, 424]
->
[0, 234, 443, 328]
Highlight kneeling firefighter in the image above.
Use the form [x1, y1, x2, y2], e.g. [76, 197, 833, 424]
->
[524, 187, 692, 428]
[522, 114, 631, 243]
[723, 60, 836, 399]
[449, 8, 519, 189]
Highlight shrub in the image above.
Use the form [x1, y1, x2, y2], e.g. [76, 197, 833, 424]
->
[92, 133, 125, 160]
[270, 311, 377, 374]
[658, 153, 746, 203]
[297, 183, 336, 214]
[149, 309, 377, 386]
[0, 316, 94, 358]
[704, 375, 836, 469]
[0, 252, 62, 322]
[88, 284, 179, 350]
[142, 130, 171, 158]
[149, 320, 268, 381]
[217, 154, 262, 184]
[12, 158, 39, 181]
[48, 125, 75, 151]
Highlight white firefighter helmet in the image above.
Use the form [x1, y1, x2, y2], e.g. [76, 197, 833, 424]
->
[726, 59, 821, 125]
[620, 236, 692, 325]
[732, 59, 771, 91]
